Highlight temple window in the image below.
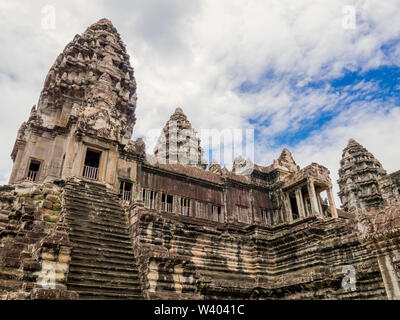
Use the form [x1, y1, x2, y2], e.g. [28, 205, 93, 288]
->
[26, 159, 41, 182]
[195, 201, 207, 219]
[290, 195, 299, 220]
[180, 197, 191, 216]
[212, 205, 222, 223]
[269, 211, 275, 225]
[142, 189, 158, 210]
[161, 193, 173, 213]
[237, 205, 250, 223]
[83, 149, 101, 180]
[119, 180, 132, 201]
[261, 209, 268, 225]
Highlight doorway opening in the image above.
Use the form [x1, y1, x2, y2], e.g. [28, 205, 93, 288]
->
[161, 193, 173, 213]
[290, 195, 299, 220]
[27, 159, 41, 182]
[119, 180, 133, 201]
[83, 149, 101, 180]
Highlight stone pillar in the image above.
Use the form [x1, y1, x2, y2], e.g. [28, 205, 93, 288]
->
[9, 146, 25, 184]
[135, 161, 143, 201]
[376, 253, 400, 300]
[327, 187, 338, 218]
[307, 178, 320, 216]
[304, 197, 310, 217]
[284, 192, 293, 223]
[223, 186, 228, 223]
[249, 189, 255, 224]
[295, 187, 306, 218]
[317, 193, 324, 217]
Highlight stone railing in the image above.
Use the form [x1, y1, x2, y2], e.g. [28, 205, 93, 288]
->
[82, 165, 98, 180]
[26, 170, 38, 182]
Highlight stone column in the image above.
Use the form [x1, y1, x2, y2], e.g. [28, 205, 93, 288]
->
[284, 192, 293, 223]
[295, 187, 306, 218]
[317, 193, 324, 217]
[9, 146, 25, 184]
[304, 197, 310, 217]
[327, 187, 338, 218]
[307, 178, 320, 216]
[223, 185, 229, 223]
[376, 254, 400, 300]
[135, 161, 143, 201]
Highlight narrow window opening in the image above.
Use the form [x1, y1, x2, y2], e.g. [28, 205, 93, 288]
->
[161, 193, 173, 213]
[180, 198, 190, 216]
[261, 209, 268, 225]
[83, 149, 101, 180]
[27, 160, 41, 182]
[142, 189, 158, 210]
[213, 205, 223, 223]
[119, 181, 133, 201]
[290, 195, 299, 220]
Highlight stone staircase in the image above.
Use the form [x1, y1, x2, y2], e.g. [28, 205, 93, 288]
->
[64, 179, 143, 299]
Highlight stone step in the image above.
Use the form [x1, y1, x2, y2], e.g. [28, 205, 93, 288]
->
[65, 180, 143, 299]
[67, 273, 141, 286]
[64, 201, 125, 217]
[69, 237, 133, 254]
[68, 232, 132, 248]
[67, 282, 142, 297]
[65, 187, 119, 198]
[66, 216, 128, 232]
[70, 254, 139, 268]
[69, 260, 139, 273]
[68, 288, 142, 300]
[71, 242, 136, 257]
[65, 201, 125, 221]
[67, 218, 130, 234]
[64, 197, 123, 212]
[66, 215, 130, 231]
[72, 246, 135, 261]
[69, 265, 140, 279]
[68, 225, 131, 241]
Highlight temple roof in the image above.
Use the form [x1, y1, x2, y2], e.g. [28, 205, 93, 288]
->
[153, 107, 207, 169]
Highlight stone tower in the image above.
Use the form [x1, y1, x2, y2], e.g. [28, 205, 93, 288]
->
[9, 18, 138, 185]
[153, 107, 207, 169]
[338, 139, 387, 212]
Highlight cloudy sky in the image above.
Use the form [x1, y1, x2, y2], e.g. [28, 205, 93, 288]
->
[1, 0, 400, 205]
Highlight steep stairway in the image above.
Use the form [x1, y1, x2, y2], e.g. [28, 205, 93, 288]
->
[64, 179, 143, 299]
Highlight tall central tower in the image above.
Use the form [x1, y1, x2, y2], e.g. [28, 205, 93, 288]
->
[9, 18, 138, 185]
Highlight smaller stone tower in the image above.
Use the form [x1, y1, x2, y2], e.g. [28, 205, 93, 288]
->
[338, 139, 387, 212]
[153, 107, 207, 169]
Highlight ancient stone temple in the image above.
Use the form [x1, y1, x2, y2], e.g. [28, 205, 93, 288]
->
[1, 19, 400, 300]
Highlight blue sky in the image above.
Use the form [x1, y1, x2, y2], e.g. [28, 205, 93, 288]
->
[246, 63, 400, 151]
[1, 0, 400, 205]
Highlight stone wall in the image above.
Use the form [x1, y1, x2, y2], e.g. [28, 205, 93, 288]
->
[0, 181, 78, 299]
[129, 208, 387, 299]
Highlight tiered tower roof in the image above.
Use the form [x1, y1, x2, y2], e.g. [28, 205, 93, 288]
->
[338, 139, 387, 212]
[21, 18, 137, 146]
[153, 107, 207, 169]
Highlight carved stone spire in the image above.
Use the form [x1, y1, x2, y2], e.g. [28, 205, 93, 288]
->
[9, 18, 139, 184]
[274, 148, 299, 173]
[25, 18, 137, 145]
[338, 139, 387, 212]
[153, 107, 207, 169]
